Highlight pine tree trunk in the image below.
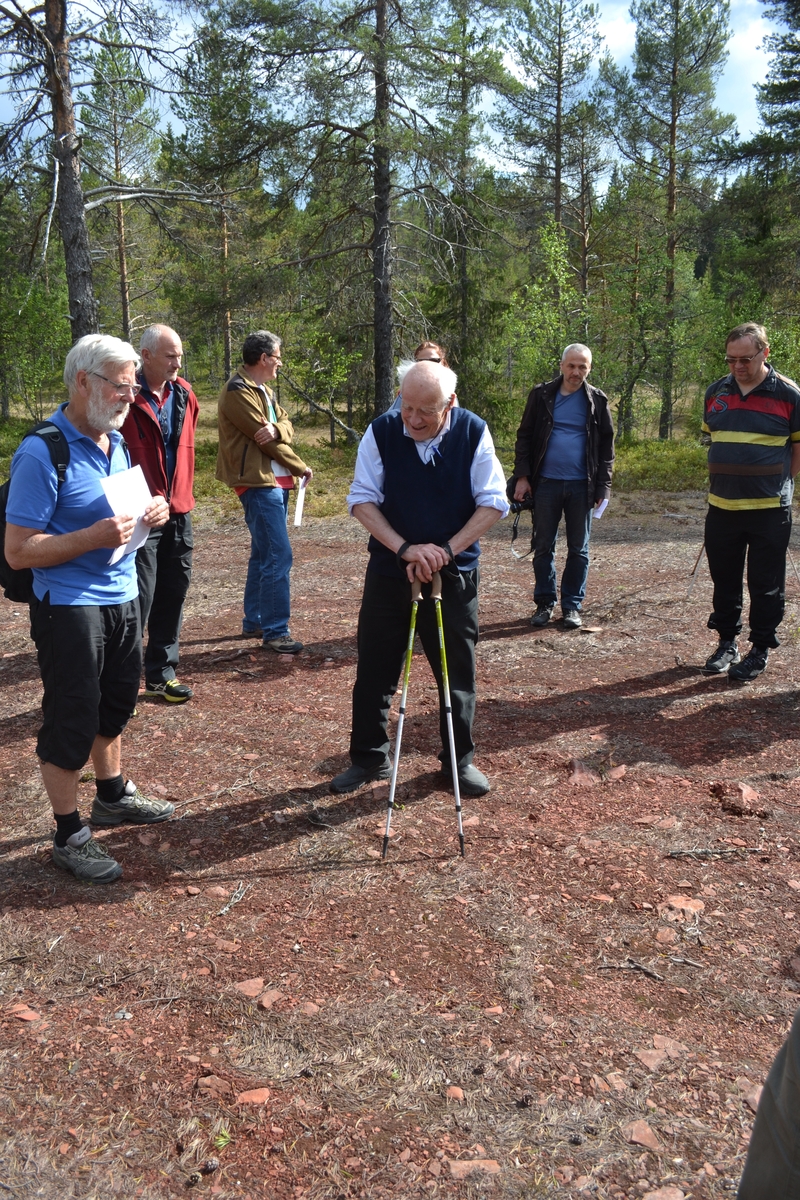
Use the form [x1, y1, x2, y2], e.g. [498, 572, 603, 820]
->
[44, 0, 98, 342]
[221, 206, 232, 377]
[372, 0, 394, 417]
[659, 50, 679, 440]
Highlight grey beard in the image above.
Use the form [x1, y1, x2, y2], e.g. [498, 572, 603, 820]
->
[86, 392, 129, 433]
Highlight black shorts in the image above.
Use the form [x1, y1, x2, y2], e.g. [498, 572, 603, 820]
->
[30, 594, 142, 770]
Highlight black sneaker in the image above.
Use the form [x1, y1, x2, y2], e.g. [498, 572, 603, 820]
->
[530, 605, 554, 628]
[703, 640, 740, 674]
[562, 609, 582, 629]
[330, 761, 392, 794]
[143, 679, 193, 703]
[728, 645, 769, 681]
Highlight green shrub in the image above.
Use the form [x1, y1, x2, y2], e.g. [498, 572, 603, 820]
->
[613, 439, 707, 492]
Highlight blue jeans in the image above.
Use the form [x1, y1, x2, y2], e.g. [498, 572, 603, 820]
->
[240, 487, 292, 640]
[532, 477, 592, 611]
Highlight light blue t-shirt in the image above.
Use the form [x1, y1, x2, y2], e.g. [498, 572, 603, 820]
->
[539, 385, 588, 481]
[6, 405, 138, 606]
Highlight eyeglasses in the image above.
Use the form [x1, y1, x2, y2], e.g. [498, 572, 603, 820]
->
[415, 356, 441, 363]
[91, 371, 141, 397]
[725, 352, 764, 366]
[265, 353, 283, 363]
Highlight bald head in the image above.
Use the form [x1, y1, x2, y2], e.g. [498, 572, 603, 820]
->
[140, 324, 183, 390]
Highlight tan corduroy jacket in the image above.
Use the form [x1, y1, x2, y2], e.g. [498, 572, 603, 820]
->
[216, 368, 308, 489]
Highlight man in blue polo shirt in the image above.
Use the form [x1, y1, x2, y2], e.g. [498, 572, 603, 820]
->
[4, 334, 174, 883]
[702, 322, 800, 680]
[513, 344, 614, 629]
[329, 360, 508, 797]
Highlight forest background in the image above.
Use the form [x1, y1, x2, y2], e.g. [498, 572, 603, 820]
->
[1, 0, 799, 474]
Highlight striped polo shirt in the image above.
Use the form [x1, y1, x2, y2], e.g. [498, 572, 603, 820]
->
[702, 366, 800, 510]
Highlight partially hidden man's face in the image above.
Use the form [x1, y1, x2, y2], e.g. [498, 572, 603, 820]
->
[400, 377, 455, 441]
[85, 362, 138, 432]
[143, 332, 183, 383]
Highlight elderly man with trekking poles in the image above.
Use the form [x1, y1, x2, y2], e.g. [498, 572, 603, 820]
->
[329, 360, 508, 837]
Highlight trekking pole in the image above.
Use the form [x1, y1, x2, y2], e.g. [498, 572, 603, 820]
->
[686, 540, 706, 601]
[788, 546, 800, 589]
[431, 571, 466, 858]
[381, 578, 423, 860]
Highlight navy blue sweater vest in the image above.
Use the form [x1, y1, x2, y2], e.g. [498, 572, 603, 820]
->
[368, 407, 485, 578]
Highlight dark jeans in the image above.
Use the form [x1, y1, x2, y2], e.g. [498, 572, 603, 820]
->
[705, 504, 791, 649]
[30, 594, 141, 770]
[136, 513, 193, 685]
[738, 1005, 800, 1199]
[350, 567, 479, 771]
[532, 477, 593, 611]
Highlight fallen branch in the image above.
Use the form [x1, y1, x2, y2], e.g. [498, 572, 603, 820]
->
[669, 955, 704, 968]
[667, 846, 764, 860]
[598, 957, 664, 981]
[217, 881, 252, 916]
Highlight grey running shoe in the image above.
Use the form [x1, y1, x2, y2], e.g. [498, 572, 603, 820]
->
[562, 609, 582, 629]
[330, 761, 392, 794]
[703, 639, 740, 674]
[440, 763, 491, 796]
[264, 634, 303, 654]
[530, 605, 554, 628]
[52, 826, 122, 883]
[90, 780, 175, 827]
[728, 645, 769, 681]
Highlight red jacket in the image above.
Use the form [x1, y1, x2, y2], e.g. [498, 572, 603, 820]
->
[122, 375, 198, 515]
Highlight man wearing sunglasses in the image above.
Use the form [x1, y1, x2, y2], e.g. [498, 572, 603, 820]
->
[702, 322, 800, 679]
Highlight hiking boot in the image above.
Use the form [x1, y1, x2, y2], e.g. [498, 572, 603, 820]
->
[703, 639, 740, 674]
[440, 763, 491, 796]
[562, 609, 582, 629]
[728, 645, 769, 681]
[143, 679, 193, 704]
[90, 780, 175, 827]
[264, 634, 303, 654]
[330, 761, 392, 794]
[530, 605, 554, 628]
[52, 826, 123, 883]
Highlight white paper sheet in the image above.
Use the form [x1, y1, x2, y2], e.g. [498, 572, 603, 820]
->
[592, 498, 609, 520]
[100, 465, 154, 563]
[293, 476, 308, 527]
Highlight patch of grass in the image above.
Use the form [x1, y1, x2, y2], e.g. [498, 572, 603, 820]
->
[0, 417, 34, 482]
[613, 439, 707, 492]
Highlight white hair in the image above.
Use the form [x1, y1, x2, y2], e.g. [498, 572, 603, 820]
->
[396, 359, 416, 386]
[64, 334, 140, 391]
[399, 360, 458, 404]
[561, 342, 592, 363]
[140, 324, 180, 353]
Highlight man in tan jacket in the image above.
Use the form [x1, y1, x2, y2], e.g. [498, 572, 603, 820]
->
[217, 330, 312, 653]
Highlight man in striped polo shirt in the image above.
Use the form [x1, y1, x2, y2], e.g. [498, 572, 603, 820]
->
[702, 322, 800, 680]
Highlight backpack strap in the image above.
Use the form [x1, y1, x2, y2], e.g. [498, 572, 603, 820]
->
[26, 421, 70, 487]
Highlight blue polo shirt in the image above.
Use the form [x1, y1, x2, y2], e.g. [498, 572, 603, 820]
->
[6, 405, 138, 605]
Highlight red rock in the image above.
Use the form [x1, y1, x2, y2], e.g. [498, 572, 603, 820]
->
[656, 927, 678, 945]
[14, 1009, 40, 1021]
[741, 1082, 763, 1112]
[186, 886, 201, 895]
[214, 940, 240, 953]
[737, 782, 759, 804]
[484, 1005, 503, 1015]
[634, 1049, 667, 1071]
[653, 1034, 688, 1058]
[300, 1001, 320, 1015]
[659, 895, 705, 921]
[59, 1142, 70, 1154]
[197, 1075, 232, 1098]
[257, 989, 284, 1010]
[196, 968, 210, 976]
[399, 1148, 412, 1163]
[569, 759, 601, 787]
[462, 815, 480, 827]
[608, 764, 626, 780]
[622, 1119, 663, 1151]
[206, 886, 230, 898]
[446, 1086, 464, 1101]
[137, 832, 157, 846]
[448, 1159, 501, 1179]
[234, 977, 265, 998]
[591, 893, 614, 903]
[427, 1160, 441, 1178]
[237, 1087, 270, 1104]
[643, 1189, 684, 1200]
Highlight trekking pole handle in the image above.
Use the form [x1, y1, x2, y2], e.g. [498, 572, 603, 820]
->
[430, 570, 442, 601]
[411, 579, 422, 602]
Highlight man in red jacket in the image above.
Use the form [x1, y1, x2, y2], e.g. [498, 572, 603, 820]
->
[121, 325, 199, 703]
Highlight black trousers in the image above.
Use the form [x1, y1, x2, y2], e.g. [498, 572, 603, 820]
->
[705, 504, 791, 649]
[738, 1005, 800, 1199]
[136, 512, 193, 685]
[349, 567, 479, 771]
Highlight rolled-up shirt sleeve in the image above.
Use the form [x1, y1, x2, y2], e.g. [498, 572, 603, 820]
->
[347, 426, 384, 511]
[472, 427, 509, 515]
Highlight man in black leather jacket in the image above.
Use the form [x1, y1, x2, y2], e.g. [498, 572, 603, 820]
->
[512, 344, 614, 629]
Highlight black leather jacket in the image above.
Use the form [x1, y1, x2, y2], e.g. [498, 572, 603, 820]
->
[513, 375, 615, 502]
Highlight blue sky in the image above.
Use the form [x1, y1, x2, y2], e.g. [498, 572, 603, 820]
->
[598, 0, 772, 137]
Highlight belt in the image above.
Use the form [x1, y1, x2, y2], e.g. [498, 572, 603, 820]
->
[708, 462, 784, 475]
